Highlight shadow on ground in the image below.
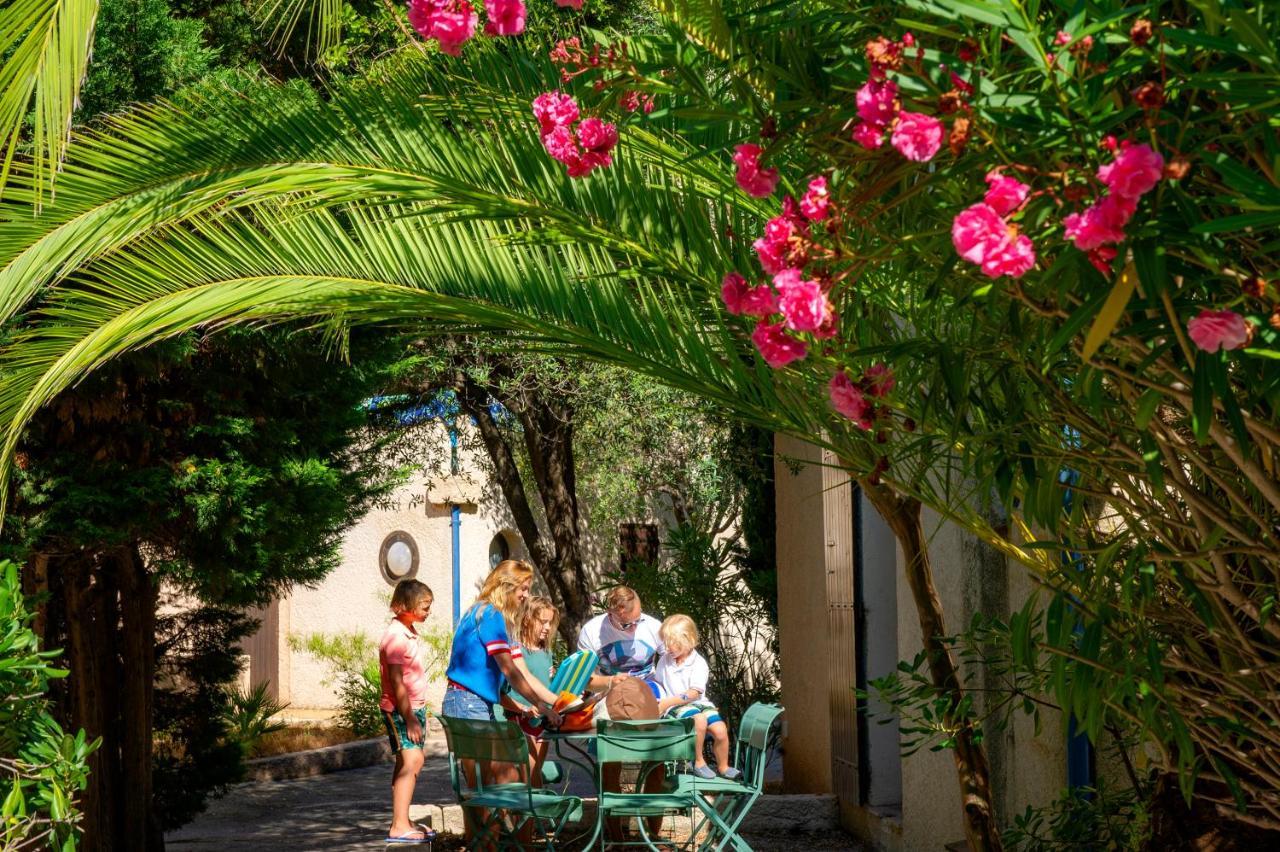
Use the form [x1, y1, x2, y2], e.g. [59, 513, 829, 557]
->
[166, 756, 861, 851]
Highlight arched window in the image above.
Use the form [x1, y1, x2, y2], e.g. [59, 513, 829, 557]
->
[488, 531, 511, 569]
[379, 531, 419, 584]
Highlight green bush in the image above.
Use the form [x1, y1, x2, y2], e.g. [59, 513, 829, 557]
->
[293, 629, 451, 738]
[0, 561, 97, 851]
[222, 682, 289, 758]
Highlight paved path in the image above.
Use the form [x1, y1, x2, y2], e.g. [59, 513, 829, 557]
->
[166, 757, 860, 851]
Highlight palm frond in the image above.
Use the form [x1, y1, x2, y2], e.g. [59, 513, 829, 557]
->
[0, 0, 98, 202]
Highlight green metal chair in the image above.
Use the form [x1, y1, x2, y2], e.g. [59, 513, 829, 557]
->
[441, 716, 583, 851]
[667, 702, 785, 852]
[585, 717, 705, 851]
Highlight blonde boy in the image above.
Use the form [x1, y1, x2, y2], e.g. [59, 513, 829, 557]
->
[379, 579, 435, 844]
[653, 614, 741, 781]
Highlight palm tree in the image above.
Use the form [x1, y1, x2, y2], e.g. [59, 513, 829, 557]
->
[0, 43, 1020, 849]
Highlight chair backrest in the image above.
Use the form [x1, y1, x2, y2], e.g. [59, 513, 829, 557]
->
[734, 703, 784, 790]
[549, 649, 598, 695]
[596, 718, 696, 766]
[441, 716, 530, 795]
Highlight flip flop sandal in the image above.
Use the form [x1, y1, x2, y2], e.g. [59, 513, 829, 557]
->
[385, 829, 430, 844]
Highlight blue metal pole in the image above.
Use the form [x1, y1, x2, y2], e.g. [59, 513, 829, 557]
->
[451, 503, 462, 627]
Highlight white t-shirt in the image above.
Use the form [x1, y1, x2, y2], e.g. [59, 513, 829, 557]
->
[577, 612, 664, 679]
[653, 649, 711, 704]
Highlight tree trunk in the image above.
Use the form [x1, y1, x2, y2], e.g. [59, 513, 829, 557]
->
[860, 480, 1003, 852]
[454, 371, 594, 645]
[118, 546, 162, 850]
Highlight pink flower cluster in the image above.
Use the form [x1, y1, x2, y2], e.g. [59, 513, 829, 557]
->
[1187, 309, 1251, 352]
[1063, 142, 1163, 271]
[829, 365, 895, 429]
[732, 144, 780, 198]
[408, 0, 479, 55]
[951, 171, 1036, 279]
[532, 92, 618, 177]
[849, 36, 944, 162]
[722, 180, 840, 367]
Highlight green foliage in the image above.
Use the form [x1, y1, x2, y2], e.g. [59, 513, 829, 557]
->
[222, 681, 289, 759]
[1004, 780, 1147, 851]
[293, 628, 451, 737]
[152, 604, 256, 830]
[0, 561, 96, 850]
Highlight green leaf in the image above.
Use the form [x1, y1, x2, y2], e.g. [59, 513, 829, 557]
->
[1191, 354, 1215, 444]
[1134, 389, 1162, 430]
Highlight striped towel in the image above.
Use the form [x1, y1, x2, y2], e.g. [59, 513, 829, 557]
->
[549, 649, 597, 697]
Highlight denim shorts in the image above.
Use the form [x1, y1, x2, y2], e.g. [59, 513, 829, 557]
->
[382, 707, 428, 753]
[441, 685, 496, 721]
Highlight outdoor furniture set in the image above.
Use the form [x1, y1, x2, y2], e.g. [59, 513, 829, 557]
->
[441, 702, 784, 851]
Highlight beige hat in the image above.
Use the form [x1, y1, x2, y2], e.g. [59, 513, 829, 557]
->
[605, 676, 660, 721]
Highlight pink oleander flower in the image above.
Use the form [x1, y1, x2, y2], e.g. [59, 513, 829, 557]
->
[721, 272, 749, 315]
[863, 363, 896, 398]
[851, 121, 885, 149]
[541, 124, 580, 164]
[577, 117, 618, 153]
[799, 176, 830, 221]
[752, 235, 789, 275]
[1062, 193, 1136, 250]
[981, 233, 1036, 279]
[739, 285, 780, 318]
[829, 371, 873, 428]
[1087, 245, 1118, 276]
[856, 79, 899, 127]
[891, 112, 944, 162]
[733, 144, 780, 198]
[813, 309, 839, 340]
[1187, 309, 1250, 352]
[408, 0, 437, 37]
[753, 322, 807, 368]
[532, 91, 579, 134]
[483, 0, 525, 36]
[752, 215, 797, 275]
[952, 203, 1009, 265]
[553, 0, 582, 7]
[1054, 30, 1072, 46]
[983, 171, 1030, 217]
[1097, 143, 1164, 199]
[774, 269, 831, 332]
[781, 196, 806, 225]
[428, 2, 478, 55]
[566, 150, 611, 177]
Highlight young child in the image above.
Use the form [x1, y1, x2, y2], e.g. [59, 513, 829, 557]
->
[379, 579, 436, 844]
[653, 614, 741, 781]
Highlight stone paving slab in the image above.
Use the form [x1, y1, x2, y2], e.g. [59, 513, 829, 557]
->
[166, 758, 861, 851]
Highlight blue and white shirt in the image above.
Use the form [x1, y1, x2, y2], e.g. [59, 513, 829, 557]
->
[577, 612, 664, 679]
[446, 603, 522, 704]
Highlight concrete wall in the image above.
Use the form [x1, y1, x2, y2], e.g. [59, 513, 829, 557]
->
[774, 435, 1069, 850]
[773, 434, 834, 794]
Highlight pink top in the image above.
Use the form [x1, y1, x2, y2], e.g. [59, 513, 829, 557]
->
[378, 619, 430, 712]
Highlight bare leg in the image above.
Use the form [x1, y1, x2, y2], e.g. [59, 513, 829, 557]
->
[692, 714, 710, 768]
[710, 721, 731, 773]
[643, 763, 667, 838]
[389, 748, 425, 837]
[604, 763, 626, 841]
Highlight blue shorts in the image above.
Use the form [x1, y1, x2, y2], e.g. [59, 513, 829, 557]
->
[442, 684, 496, 721]
[382, 707, 428, 753]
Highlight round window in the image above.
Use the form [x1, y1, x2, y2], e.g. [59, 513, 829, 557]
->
[488, 532, 511, 570]
[379, 531, 419, 584]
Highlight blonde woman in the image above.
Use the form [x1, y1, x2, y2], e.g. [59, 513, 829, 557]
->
[443, 560, 561, 723]
[443, 559, 562, 813]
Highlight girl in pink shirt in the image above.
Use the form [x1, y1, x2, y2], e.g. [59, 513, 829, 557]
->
[379, 579, 435, 844]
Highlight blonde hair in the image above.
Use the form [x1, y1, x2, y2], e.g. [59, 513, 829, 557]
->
[391, 579, 434, 613]
[520, 597, 560, 650]
[605, 586, 640, 613]
[660, 614, 699, 653]
[476, 559, 535, 627]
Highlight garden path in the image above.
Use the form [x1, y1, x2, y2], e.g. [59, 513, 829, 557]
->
[165, 756, 861, 851]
